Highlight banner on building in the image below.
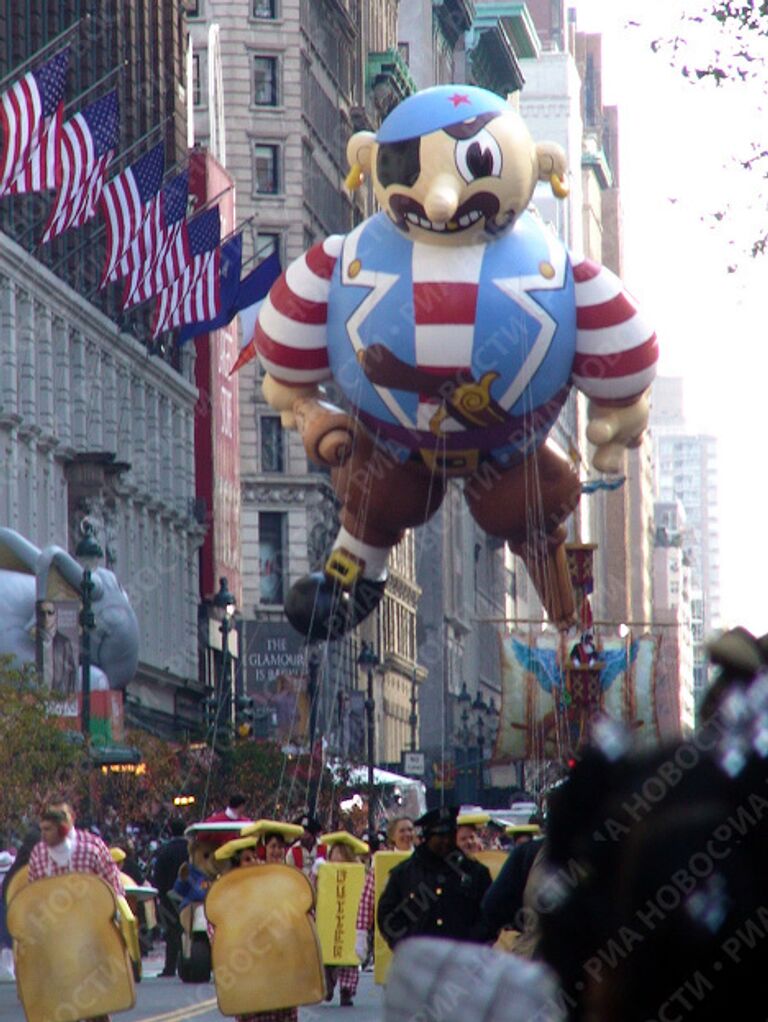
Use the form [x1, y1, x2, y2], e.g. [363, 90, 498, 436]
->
[497, 630, 661, 761]
[239, 621, 310, 743]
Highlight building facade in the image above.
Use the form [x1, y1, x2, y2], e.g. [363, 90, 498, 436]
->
[653, 500, 696, 734]
[651, 376, 721, 705]
[0, 229, 203, 733]
[0, 1, 208, 736]
[187, 0, 422, 770]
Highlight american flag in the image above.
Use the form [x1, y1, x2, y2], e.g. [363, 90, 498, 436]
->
[151, 210, 224, 336]
[124, 201, 220, 311]
[99, 142, 164, 286]
[0, 48, 69, 197]
[118, 168, 189, 302]
[41, 88, 120, 244]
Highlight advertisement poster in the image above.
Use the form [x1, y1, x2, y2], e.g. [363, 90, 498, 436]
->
[240, 621, 310, 744]
[35, 598, 80, 702]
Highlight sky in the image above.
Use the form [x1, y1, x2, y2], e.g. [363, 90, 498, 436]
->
[570, 0, 768, 635]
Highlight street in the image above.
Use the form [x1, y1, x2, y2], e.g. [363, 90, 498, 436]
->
[0, 957, 383, 1022]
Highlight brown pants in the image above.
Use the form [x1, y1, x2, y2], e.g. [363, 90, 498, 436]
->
[331, 429, 580, 554]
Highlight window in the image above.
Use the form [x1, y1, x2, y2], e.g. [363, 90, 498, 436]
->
[192, 53, 205, 108]
[253, 143, 280, 194]
[259, 415, 284, 472]
[259, 512, 286, 605]
[256, 232, 281, 261]
[253, 55, 279, 106]
[185, 0, 202, 16]
[253, 0, 277, 16]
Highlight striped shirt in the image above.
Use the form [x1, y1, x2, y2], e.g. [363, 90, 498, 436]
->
[27, 829, 124, 897]
[252, 239, 657, 410]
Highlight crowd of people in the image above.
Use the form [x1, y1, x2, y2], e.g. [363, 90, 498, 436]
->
[2, 626, 767, 1020]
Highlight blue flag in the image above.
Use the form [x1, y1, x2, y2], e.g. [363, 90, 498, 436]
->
[178, 245, 281, 344]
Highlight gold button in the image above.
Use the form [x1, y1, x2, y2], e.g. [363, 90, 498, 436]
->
[539, 260, 555, 279]
[436, 918, 443, 926]
[348, 259, 362, 278]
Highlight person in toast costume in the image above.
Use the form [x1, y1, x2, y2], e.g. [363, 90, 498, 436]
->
[209, 820, 322, 1022]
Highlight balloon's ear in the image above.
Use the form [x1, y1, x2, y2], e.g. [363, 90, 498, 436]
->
[536, 141, 569, 199]
[345, 131, 376, 190]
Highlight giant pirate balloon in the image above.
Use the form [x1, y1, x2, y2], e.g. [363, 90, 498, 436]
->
[237, 85, 657, 639]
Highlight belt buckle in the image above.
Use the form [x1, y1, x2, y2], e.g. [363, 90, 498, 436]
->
[324, 550, 362, 588]
[419, 449, 479, 474]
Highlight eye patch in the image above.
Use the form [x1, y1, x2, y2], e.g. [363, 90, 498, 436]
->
[376, 137, 421, 188]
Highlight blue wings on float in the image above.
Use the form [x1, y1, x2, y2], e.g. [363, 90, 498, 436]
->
[510, 637, 639, 693]
[581, 476, 626, 494]
[510, 637, 562, 693]
[599, 642, 638, 691]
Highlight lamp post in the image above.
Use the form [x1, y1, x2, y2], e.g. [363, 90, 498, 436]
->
[211, 577, 236, 751]
[307, 649, 320, 812]
[456, 682, 472, 802]
[409, 665, 418, 752]
[358, 640, 379, 841]
[75, 522, 103, 743]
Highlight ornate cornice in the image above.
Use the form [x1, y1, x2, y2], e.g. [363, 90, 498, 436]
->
[243, 481, 309, 505]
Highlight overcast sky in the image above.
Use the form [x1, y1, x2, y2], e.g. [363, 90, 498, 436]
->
[570, 0, 768, 636]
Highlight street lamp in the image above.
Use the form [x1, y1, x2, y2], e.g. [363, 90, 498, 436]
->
[409, 665, 418, 752]
[307, 649, 320, 812]
[211, 577, 236, 751]
[75, 521, 103, 743]
[357, 640, 379, 842]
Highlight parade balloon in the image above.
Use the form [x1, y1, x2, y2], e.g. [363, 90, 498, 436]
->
[238, 84, 657, 640]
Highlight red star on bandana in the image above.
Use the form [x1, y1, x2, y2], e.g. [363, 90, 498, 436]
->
[448, 93, 470, 108]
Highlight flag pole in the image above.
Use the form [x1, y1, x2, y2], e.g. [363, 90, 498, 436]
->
[63, 59, 128, 114]
[82, 180, 235, 304]
[0, 16, 86, 91]
[45, 119, 178, 276]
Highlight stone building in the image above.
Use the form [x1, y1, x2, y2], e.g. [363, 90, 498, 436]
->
[0, 1, 205, 736]
[187, 0, 421, 768]
[0, 230, 203, 733]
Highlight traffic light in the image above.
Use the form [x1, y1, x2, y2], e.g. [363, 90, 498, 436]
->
[236, 695, 255, 738]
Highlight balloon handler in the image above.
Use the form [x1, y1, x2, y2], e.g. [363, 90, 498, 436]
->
[235, 84, 657, 639]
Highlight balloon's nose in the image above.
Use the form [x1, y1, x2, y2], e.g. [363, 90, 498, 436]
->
[423, 174, 461, 223]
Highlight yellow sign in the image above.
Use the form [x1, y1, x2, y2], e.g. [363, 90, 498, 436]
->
[373, 851, 410, 985]
[315, 862, 365, 965]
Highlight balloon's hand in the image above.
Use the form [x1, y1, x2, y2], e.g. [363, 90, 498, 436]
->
[261, 373, 319, 429]
[586, 392, 650, 474]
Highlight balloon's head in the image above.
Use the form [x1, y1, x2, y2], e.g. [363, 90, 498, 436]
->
[346, 84, 568, 246]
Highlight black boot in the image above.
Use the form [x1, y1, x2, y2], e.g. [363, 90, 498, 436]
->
[285, 571, 386, 640]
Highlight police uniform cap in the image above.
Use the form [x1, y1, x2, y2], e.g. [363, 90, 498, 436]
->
[376, 84, 510, 145]
[319, 831, 370, 855]
[457, 812, 490, 828]
[240, 819, 305, 843]
[109, 847, 127, 864]
[214, 836, 259, 861]
[415, 806, 459, 836]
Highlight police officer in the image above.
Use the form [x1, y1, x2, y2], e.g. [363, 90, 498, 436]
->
[377, 806, 492, 949]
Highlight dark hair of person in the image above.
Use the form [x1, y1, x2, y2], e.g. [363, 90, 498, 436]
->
[228, 793, 247, 809]
[539, 734, 768, 1022]
[168, 817, 186, 837]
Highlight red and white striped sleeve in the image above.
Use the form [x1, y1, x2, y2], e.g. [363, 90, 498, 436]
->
[251, 235, 343, 384]
[571, 258, 658, 405]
